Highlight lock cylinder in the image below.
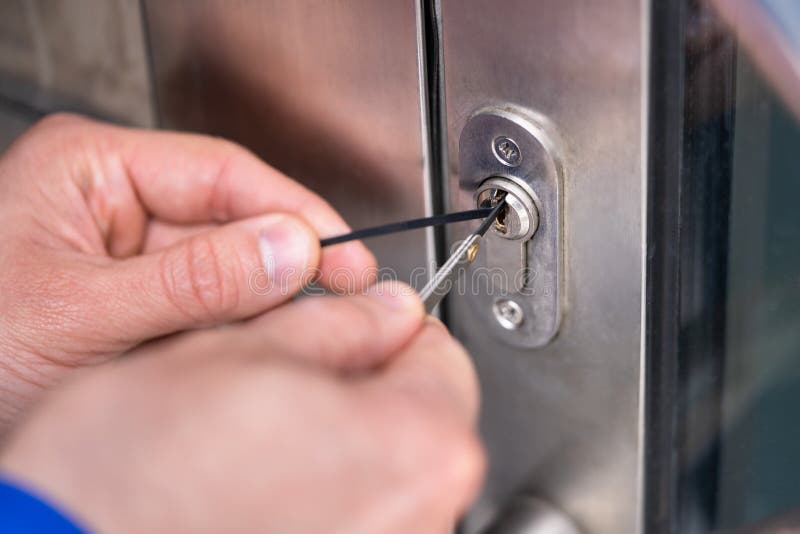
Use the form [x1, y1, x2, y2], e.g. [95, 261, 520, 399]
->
[475, 176, 539, 241]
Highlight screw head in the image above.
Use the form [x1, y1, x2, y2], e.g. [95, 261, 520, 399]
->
[492, 136, 522, 167]
[492, 298, 525, 330]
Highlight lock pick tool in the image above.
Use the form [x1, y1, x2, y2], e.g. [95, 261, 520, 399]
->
[320, 199, 507, 313]
[418, 199, 505, 313]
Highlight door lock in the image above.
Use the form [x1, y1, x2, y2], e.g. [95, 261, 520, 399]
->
[476, 176, 539, 241]
[458, 106, 563, 348]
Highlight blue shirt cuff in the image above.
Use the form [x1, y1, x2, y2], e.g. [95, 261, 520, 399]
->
[0, 476, 87, 533]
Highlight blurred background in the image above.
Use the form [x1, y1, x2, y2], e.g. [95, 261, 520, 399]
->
[0, 0, 153, 149]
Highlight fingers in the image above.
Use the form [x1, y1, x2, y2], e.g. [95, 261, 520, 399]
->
[23, 113, 376, 289]
[130, 311, 483, 530]
[245, 281, 425, 370]
[111, 116, 377, 289]
[95, 213, 319, 341]
[142, 220, 218, 253]
[371, 319, 481, 425]
[350, 320, 485, 528]
[0, 323, 484, 534]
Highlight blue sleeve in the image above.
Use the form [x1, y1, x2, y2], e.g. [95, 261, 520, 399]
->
[0, 476, 87, 533]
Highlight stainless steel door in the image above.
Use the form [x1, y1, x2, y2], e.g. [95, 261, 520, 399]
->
[143, 0, 436, 284]
[143, 2, 649, 532]
[440, 2, 645, 532]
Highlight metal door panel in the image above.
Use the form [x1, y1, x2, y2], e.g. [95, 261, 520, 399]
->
[142, 0, 433, 283]
[440, 1, 646, 532]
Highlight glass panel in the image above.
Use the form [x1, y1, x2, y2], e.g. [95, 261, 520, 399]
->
[649, 1, 800, 531]
[717, 50, 800, 530]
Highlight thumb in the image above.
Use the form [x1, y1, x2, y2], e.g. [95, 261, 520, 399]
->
[98, 213, 319, 343]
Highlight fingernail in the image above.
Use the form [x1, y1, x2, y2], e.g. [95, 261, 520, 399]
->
[259, 215, 314, 285]
[367, 281, 421, 311]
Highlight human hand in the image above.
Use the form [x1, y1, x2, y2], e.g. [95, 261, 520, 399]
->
[0, 283, 484, 534]
[0, 113, 375, 432]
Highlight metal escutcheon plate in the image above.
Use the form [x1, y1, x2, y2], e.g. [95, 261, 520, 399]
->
[459, 106, 563, 349]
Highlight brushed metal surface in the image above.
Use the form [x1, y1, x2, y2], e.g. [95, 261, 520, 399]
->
[440, 1, 646, 532]
[142, 0, 432, 285]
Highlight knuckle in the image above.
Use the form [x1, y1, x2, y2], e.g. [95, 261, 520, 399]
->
[7, 113, 90, 159]
[418, 324, 472, 366]
[436, 434, 486, 511]
[445, 430, 486, 491]
[419, 320, 456, 346]
[340, 298, 384, 353]
[216, 137, 249, 156]
[309, 296, 383, 361]
[159, 234, 240, 321]
[27, 113, 90, 142]
[421, 325, 480, 415]
[381, 402, 484, 490]
[424, 426, 484, 491]
[36, 112, 87, 129]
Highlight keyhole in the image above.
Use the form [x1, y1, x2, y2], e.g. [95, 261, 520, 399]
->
[476, 177, 537, 241]
[494, 203, 508, 234]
